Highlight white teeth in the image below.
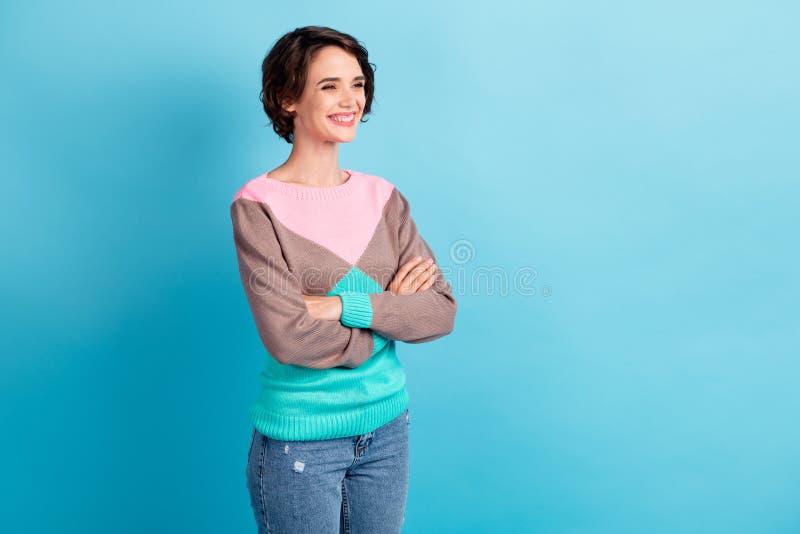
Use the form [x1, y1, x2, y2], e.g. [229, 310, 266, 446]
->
[330, 114, 354, 122]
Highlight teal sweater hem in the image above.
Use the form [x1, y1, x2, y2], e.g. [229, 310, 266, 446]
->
[251, 387, 409, 441]
[249, 339, 409, 441]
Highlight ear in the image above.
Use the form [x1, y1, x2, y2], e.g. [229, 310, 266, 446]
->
[281, 98, 296, 116]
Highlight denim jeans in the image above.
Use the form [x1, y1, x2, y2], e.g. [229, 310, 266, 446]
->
[246, 407, 411, 533]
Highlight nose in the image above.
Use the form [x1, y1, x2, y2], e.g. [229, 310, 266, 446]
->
[340, 87, 359, 109]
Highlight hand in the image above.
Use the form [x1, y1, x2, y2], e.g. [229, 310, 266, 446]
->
[302, 295, 343, 321]
[388, 256, 437, 296]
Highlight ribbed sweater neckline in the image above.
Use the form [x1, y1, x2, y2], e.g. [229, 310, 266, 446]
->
[261, 169, 359, 200]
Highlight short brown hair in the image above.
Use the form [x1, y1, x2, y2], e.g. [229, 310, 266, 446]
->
[259, 26, 377, 144]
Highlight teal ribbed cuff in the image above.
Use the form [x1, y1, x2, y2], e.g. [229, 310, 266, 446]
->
[338, 291, 373, 328]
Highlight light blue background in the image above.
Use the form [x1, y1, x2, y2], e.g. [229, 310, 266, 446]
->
[2, 1, 798, 532]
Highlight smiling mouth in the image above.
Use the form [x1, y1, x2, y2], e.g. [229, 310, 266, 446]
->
[328, 113, 356, 125]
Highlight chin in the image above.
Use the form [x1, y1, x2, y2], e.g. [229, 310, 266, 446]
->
[331, 132, 357, 143]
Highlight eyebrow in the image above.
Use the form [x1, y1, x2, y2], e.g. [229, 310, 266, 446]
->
[316, 76, 366, 85]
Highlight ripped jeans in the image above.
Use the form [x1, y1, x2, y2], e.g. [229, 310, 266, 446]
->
[245, 407, 410, 533]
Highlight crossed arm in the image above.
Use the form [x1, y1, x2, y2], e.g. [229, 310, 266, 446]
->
[302, 255, 440, 321]
[230, 190, 457, 370]
[333, 190, 457, 344]
[231, 198, 380, 370]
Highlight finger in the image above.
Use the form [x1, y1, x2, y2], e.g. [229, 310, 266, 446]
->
[400, 272, 423, 294]
[402, 255, 424, 267]
[396, 256, 424, 282]
[419, 263, 437, 289]
[407, 259, 434, 286]
[417, 273, 436, 292]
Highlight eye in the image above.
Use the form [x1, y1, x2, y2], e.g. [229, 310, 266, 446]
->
[322, 83, 365, 90]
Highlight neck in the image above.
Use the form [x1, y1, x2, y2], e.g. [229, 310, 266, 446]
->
[272, 137, 346, 187]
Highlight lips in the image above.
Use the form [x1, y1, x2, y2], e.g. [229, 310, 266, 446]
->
[328, 113, 356, 126]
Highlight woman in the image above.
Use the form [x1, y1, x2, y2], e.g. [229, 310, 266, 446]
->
[230, 26, 457, 533]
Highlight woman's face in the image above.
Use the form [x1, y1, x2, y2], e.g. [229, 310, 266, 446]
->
[285, 46, 366, 144]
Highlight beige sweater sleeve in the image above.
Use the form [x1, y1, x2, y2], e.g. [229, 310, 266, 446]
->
[338, 189, 458, 343]
[231, 199, 377, 369]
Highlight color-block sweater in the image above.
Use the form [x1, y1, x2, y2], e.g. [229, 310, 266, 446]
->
[230, 169, 457, 441]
